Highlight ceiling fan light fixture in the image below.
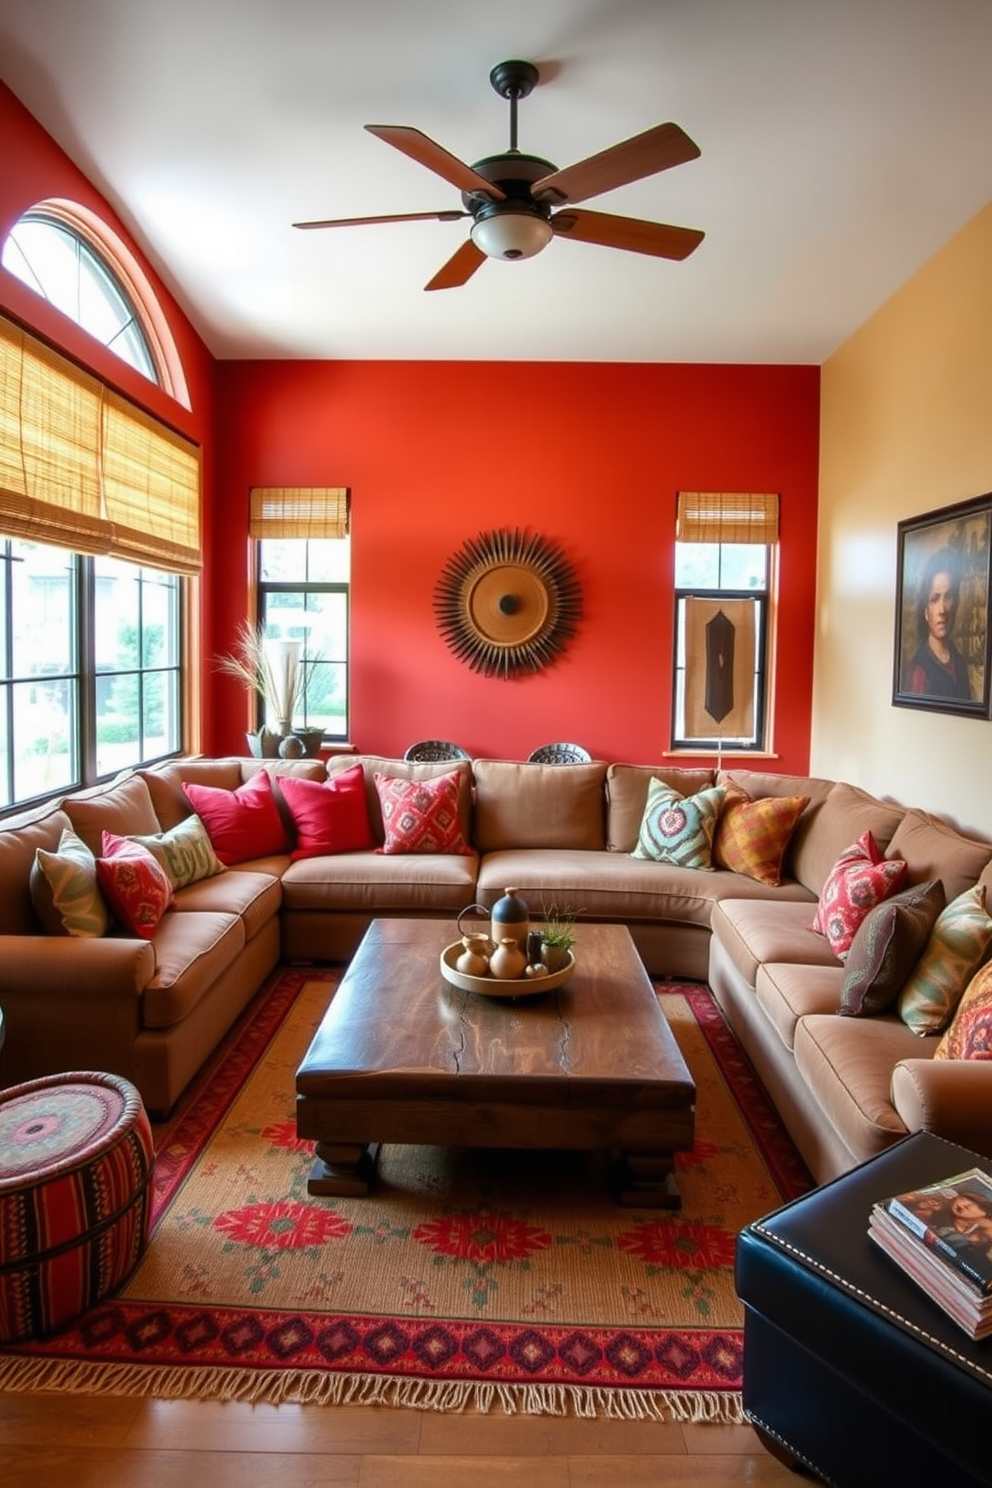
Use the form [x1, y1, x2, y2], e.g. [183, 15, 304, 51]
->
[470, 211, 553, 261]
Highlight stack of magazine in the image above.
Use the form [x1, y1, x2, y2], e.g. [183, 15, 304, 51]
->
[868, 1166, 992, 1340]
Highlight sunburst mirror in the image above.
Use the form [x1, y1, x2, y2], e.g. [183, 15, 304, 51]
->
[433, 528, 582, 679]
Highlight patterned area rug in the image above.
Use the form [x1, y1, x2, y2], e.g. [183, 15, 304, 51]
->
[0, 966, 811, 1420]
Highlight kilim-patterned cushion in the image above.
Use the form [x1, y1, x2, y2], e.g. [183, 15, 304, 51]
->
[374, 770, 472, 855]
[838, 878, 946, 1017]
[183, 768, 289, 865]
[712, 782, 810, 886]
[632, 778, 726, 870]
[809, 830, 907, 962]
[97, 833, 174, 939]
[29, 826, 110, 938]
[934, 962, 992, 1060]
[279, 764, 375, 860]
[898, 884, 992, 1035]
[126, 812, 225, 889]
[0, 1072, 154, 1343]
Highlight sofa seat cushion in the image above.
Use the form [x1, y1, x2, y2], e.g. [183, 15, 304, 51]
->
[477, 850, 816, 929]
[171, 869, 281, 943]
[472, 759, 608, 852]
[792, 1013, 926, 1164]
[142, 911, 246, 1028]
[280, 849, 479, 914]
[755, 963, 845, 1052]
[710, 897, 836, 989]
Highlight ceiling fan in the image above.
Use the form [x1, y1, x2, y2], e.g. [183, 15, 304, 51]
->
[293, 59, 704, 291]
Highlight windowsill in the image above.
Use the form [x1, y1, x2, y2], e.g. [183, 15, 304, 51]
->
[662, 749, 780, 760]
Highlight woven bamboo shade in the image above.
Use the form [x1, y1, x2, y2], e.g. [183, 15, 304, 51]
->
[676, 491, 779, 545]
[0, 314, 201, 573]
[249, 487, 350, 540]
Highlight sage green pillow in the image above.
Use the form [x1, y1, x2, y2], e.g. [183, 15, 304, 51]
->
[127, 812, 225, 890]
[898, 884, 992, 1035]
[30, 826, 110, 937]
[632, 779, 726, 870]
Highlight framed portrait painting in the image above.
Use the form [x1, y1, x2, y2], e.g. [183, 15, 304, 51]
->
[892, 492, 992, 718]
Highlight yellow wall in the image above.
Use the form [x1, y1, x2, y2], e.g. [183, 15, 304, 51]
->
[815, 201, 992, 836]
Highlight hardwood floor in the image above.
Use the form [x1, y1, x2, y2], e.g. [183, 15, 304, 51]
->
[0, 1391, 801, 1486]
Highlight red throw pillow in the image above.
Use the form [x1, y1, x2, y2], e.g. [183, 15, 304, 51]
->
[810, 829, 908, 961]
[279, 765, 375, 860]
[182, 769, 289, 866]
[374, 770, 472, 855]
[96, 832, 173, 939]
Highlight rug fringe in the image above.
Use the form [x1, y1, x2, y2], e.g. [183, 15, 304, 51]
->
[0, 1354, 743, 1422]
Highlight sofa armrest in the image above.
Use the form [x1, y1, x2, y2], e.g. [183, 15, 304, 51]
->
[891, 1058, 992, 1155]
[0, 933, 155, 998]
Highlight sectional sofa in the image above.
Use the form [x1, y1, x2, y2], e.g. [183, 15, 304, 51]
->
[2, 752, 991, 1185]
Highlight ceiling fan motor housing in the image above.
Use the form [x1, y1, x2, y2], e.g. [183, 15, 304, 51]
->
[463, 153, 557, 260]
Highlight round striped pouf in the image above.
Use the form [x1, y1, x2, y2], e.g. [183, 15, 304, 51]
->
[0, 1071, 154, 1343]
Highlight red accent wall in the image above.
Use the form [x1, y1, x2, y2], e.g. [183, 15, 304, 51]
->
[213, 359, 820, 769]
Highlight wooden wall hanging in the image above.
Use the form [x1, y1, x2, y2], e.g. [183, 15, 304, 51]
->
[433, 528, 582, 679]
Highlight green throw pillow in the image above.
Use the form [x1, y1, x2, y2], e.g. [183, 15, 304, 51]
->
[126, 812, 225, 890]
[897, 884, 992, 1035]
[632, 778, 726, 870]
[30, 826, 110, 937]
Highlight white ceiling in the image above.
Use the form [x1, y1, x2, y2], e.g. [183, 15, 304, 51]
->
[2, 0, 992, 365]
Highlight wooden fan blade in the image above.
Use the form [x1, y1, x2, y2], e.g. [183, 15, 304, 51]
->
[424, 238, 486, 292]
[552, 208, 704, 260]
[365, 125, 506, 201]
[533, 121, 700, 206]
[294, 209, 467, 229]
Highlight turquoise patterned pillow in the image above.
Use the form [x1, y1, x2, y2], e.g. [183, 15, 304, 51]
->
[898, 884, 992, 1034]
[126, 813, 225, 889]
[30, 826, 110, 937]
[632, 779, 726, 870]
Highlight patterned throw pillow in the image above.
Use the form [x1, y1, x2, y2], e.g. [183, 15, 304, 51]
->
[934, 963, 992, 1060]
[838, 879, 946, 1017]
[712, 783, 810, 886]
[809, 830, 907, 961]
[632, 779, 726, 870]
[30, 826, 110, 937]
[182, 769, 289, 866]
[280, 764, 375, 860]
[374, 770, 472, 855]
[898, 884, 992, 1035]
[126, 813, 225, 889]
[96, 833, 173, 939]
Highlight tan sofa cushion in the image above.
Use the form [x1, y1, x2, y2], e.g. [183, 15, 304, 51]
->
[789, 781, 905, 896]
[63, 773, 161, 855]
[884, 808, 992, 902]
[142, 758, 325, 832]
[280, 848, 478, 914]
[755, 962, 845, 1052]
[792, 1012, 923, 1163]
[325, 755, 473, 847]
[710, 897, 836, 989]
[172, 869, 282, 942]
[142, 909, 246, 1027]
[472, 759, 608, 852]
[0, 804, 73, 933]
[605, 764, 715, 853]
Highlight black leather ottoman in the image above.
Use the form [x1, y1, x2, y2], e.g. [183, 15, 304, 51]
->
[736, 1130, 992, 1487]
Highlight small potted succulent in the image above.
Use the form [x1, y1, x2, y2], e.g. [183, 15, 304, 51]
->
[540, 902, 577, 973]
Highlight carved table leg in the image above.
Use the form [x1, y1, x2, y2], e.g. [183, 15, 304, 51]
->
[308, 1140, 380, 1197]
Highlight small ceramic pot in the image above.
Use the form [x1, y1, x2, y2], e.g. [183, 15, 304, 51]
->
[455, 934, 491, 977]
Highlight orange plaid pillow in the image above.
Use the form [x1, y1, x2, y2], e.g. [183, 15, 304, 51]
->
[712, 783, 810, 886]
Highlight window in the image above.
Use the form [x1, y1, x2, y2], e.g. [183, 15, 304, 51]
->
[257, 538, 350, 741]
[3, 209, 158, 381]
[0, 539, 181, 809]
[672, 492, 778, 752]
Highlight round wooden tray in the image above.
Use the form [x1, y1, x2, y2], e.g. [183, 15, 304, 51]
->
[439, 942, 575, 998]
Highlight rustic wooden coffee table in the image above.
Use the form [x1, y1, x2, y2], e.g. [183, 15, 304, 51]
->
[296, 918, 696, 1207]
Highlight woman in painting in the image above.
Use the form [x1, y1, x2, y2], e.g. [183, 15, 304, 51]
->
[903, 546, 972, 700]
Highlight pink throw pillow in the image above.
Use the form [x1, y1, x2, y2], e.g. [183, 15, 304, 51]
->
[96, 833, 173, 939]
[182, 769, 289, 866]
[279, 765, 375, 860]
[810, 829, 907, 961]
[374, 770, 472, 855]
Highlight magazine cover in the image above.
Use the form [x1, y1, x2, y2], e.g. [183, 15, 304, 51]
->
[869, 1208, 992, 1339]
[885, 1167, 992, 1296]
